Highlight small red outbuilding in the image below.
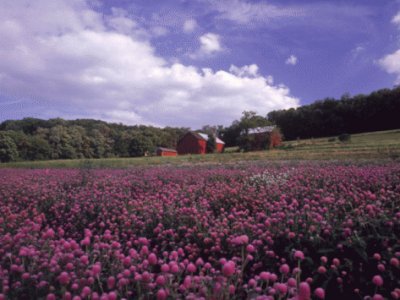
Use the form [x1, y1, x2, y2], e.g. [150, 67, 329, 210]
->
[177, 132, 225, 155]
[156, 147, 177, 157]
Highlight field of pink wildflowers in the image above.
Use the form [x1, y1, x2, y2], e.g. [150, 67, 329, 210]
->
[0, 162, 399, 300]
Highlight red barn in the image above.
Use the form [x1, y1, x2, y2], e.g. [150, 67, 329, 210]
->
[156, 147, 177, 157]
[177, 132, 225, 155]
[244, 126, 282, 150]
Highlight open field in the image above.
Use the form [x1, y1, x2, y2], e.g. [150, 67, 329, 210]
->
[0, 162, 399, 299]
[1, 129, 400, 169]
[1, 131, 400, 299]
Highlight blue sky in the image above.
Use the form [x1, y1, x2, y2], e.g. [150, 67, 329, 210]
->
[0, 0, 399, 128]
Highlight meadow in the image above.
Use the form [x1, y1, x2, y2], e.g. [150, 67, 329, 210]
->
[1, 129, 400, 169]
[0, 161, 399, 299]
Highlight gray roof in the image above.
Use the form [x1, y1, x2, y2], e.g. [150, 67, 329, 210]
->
[157, 147, 177, 152]
[194, 132, 225, 144]
[246, 126, 275, 135]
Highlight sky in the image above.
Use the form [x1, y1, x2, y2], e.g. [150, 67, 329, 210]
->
[0, 0, 399, 128]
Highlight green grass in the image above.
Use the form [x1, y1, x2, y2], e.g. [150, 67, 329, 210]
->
[1, 129, 400, 169]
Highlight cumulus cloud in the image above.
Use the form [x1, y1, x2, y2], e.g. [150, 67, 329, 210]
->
[0, 0, 299, 127]
[379, 12, 400, 84]
[183, 19, 198, 33]
[379, 50, 400, 84]
[285, 55, 298, 66]
[229, 64, 259, 78]
[199, 33, 222, 55]
[107, 8, 138, 35]
[392, 12, 400, 28]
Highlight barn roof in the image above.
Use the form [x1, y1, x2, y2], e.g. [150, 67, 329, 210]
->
[195, 132, 225, 144]
[157, 147, 177, 152]
[247, 126, 275, 135]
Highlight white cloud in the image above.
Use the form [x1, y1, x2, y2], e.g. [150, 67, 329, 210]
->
[202, 0, 373, 35]
[150, 26, 169, 37]
[0, 0, 299, 127]
[352, 46, 365, 54]
[107, 8, 137, 34]
[199, 33, 222, 54]
[229, 64, 259, 78]
[392, 12, 400, 28]
[285, 55, 298, 66]
[379, 50, 400, 84]
[189, 33, 223, 59]
[379, 12, 400, 84]
[209, 0, 305, 24]
[183, 19, 198, 33]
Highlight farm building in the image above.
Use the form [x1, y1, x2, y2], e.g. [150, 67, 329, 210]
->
[240, 126, 282, 151]
[156, 147, 177, 157]
[177, 132, 225, 155]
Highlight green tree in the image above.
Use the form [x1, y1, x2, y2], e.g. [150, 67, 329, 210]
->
[237, 134, 253, 152]
[5, 130, 30, 160]
[0, 132, 18, 162]
[48, 125, 77, 159]
[239, 111, 271, 134]
[114, 131, 134, 157]
[90, 129, 107, 158]
[206, 133, 216, 153]
[26, 136, 52, 160]
[68, 126, 86, 158]
[129, 134, 154, 157]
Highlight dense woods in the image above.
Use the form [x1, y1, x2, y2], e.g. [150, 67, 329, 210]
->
[0, 86, 399, 162]
[267, 87, 400, 140]
[0, 119, 188, 162]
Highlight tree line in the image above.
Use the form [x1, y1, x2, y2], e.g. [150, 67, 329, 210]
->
[0, 86, 399, 162]
[0, 119, 189, 162]
[267, 87, 400, 140]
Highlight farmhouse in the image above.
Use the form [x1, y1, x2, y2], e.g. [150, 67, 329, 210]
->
[156, 147, 177, 157]
[177, 132, 225, 155]
[242, 126, 282, 150]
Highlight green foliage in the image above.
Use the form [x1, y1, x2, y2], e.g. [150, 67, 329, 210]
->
[206, 133, 216, 153]
[129, 134, 154, 157]
[26, 136, 52, 160]
[113, 131, 133, 157]
[338, 133, 351, 142]
[221, 111, 272, 147]
[240, 111, 271, 132]
[0, 132, 18, 162]
[0, 117, 192, 162]
[267, 87, 400, 140]
[237, 134, 252, 152]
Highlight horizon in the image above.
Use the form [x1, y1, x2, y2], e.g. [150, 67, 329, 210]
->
[0, 0, 399, 128]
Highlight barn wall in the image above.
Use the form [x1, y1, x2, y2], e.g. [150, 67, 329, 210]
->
[270, 131, 282, 148]
[177, 133, 204, 154]
[156, 149, 177, 156]
[215, 143, 224, 153]
[198, 140, 206, 154]
[161, 151, 177, 157]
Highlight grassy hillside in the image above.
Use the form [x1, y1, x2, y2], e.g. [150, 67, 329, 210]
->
[1, 129, 400, 168]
